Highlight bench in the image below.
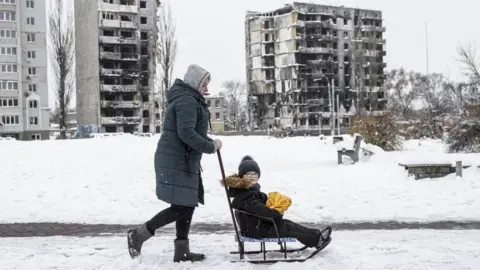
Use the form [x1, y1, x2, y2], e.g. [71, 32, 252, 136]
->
[398, 161, 472, 180]
[337, 135, 363, 164]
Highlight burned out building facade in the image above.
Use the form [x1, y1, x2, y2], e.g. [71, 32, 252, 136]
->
[245, 2, 387, 131]
[74, 0, 159, 136]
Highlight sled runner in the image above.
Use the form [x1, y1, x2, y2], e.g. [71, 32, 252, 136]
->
[217, 151, 331, 264]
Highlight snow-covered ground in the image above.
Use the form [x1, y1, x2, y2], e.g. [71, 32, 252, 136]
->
[1, 135, 479, 224]
[1, 230, 480, 270]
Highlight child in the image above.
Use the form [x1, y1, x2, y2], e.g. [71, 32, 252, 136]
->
[222, 155, 332, 249]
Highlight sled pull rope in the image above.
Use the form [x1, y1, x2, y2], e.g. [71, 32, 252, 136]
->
[217, 150, 241, 243]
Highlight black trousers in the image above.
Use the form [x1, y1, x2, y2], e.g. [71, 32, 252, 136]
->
[263, 219, 320, 247]
[145, 204, 195, 240]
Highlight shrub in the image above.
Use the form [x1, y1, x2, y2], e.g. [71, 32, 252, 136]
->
[446, 119, 480, 153]
[348, 113, 403, 151]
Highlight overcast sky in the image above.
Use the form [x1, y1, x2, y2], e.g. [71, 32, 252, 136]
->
[169, 0, 480, 95]
[47, 0, 480, 107]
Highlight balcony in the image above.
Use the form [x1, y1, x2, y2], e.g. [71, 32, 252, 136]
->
[360, 37, 386, 44]
[100, 68, 140, 77]
[99, 19, 137, 29]
[362, 50, 386, 57]
[100, 68, 123, 76]
[360, 25, 376, 32]
[99, 36, 137, 45]
[360, 14, 382, 20]
[304, 21, 332, 28]
[139, 86, 150, 92]
[98, 2, 139, 14]
[297, 46, 334, 54]
[101, 116, 141, 125]
[100, 84, 138, 93]
[100, 100, 140, 109]
[100, 52, 140, 61]
[100, 52, 121, 60]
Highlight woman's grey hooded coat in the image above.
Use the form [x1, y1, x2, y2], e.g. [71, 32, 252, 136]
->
[154, 64, 217, 207]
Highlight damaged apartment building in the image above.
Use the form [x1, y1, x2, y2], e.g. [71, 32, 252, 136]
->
[74, 0, 159, 136]
[245, 2, 387, 131]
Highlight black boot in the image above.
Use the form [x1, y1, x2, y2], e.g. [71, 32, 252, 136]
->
[173, 239, 206, 263]
[316, 225, 333, 248]
[127, 223, 153, 259]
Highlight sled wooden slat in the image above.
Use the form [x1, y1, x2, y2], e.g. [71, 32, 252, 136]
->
[237, 235, 297, 243]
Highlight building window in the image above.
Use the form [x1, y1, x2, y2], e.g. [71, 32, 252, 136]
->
[0, 115, 19, 125]
[27, 50, 36, 59]
[0, 0, 17, 4]
[29, 116, 38, 125]
[140, 31, 148, 40]
[0, 29, 16, 39]
[28, 67, 36, 75]
[29, 100, 38, 108]
[28, 84, 37, 92]
[140, 17, 147, 24]
[0, 11, 16, 21]
[1, 64, 17, 73]
[0, 98, 19, 107]
[215, 112, 220, 120]
[26, 17, 35, 25]
[207, 100, 211, 107]
[0, 47, 17, 55]
[26, 0, 34, 8]
[31, 134, 41, 140]
[140, 1, 146, 8]
[26, 33, 35, 42]
[0, 80, 18, 90]
[215, 100, 220, 108]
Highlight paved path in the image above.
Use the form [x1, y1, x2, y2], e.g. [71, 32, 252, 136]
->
[1, 221, 480, 237]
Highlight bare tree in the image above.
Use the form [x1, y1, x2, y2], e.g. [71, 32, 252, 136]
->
[418, 73, 455, 115]
[417, 73, 455, 137]
[385, 68, 422, 119]
[457, 42, 480, 87]
[221, 80, 248, 131]
[454, 43, 480, 116]
[154, 1, 177, 127]
[49, 0, 74, 139]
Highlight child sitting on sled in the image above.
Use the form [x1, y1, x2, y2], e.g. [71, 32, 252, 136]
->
[221, 155, 332, 249]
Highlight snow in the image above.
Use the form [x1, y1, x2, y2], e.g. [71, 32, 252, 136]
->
[1, 135, 479, 224]
[1, 230, 480, 269]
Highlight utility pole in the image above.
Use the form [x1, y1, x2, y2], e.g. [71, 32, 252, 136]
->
[331, 78, 335, 135]
[425, 22, 429, 75]
[336, 94, 341, 134]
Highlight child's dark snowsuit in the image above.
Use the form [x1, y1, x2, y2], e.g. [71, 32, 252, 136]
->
[222, 156, 327, 248]
[227, 181, 321, 247]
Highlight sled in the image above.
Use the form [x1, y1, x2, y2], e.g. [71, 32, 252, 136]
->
[229, 210, 332, 264]
[217, 151, 332, 264]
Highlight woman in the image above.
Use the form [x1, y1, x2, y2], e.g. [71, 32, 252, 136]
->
[127, 64, 222, 262]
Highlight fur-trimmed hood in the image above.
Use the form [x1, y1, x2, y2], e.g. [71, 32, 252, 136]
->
[220, 174, 258, 189]
[220, 174, 261, 198]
